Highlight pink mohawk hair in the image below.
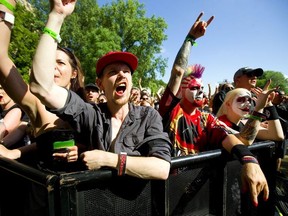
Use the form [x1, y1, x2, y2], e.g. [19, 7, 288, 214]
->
[185, 64, 205, 79]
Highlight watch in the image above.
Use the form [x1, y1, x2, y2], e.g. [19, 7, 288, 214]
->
[0, 10, 15, 26]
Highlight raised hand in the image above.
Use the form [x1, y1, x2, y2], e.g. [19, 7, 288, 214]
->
[188, 12, 214, 39]
[251, 79, 275, 111]
[49, 0, 77, 16]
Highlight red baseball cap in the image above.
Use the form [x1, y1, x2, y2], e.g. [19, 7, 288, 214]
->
[96, 51, 138, 77]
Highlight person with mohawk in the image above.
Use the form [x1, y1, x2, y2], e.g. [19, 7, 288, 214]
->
[159, 12, 269, 208]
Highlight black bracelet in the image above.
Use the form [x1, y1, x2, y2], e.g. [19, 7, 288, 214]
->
[231, 144, 255, 164]
[185, 34, 197, 46]
[263, 106, 279, 120]
[252, 111, 267, 120]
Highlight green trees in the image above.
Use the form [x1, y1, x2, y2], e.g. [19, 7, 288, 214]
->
[11, 0, 169, 94]
[29, 0, 168, 94]
[10, 4, 41, 82]
[257, 71, 288, 94]
[9, 0, 287, 96]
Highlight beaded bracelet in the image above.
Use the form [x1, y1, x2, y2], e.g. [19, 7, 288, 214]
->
[118, 152, 127, 176]
[0, 0, 15, 12]
[43, 27, 62, 43]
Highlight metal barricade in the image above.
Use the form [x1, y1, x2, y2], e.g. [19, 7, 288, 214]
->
[0, 141, 278, 216]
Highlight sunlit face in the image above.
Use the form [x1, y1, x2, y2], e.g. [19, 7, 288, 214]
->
[0, 85, 11, 106]
[54, 50, 77, 89]
[130, 88, 141, 102]
[182, 77, 204, 107]
[99, 62, 132, 106]
[231, 90, 252, 117]
[236, 74, 258, 90]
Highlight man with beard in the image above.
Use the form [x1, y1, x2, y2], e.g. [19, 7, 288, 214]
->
[30, 0, 172, 180]
[159, 12, 269, 207]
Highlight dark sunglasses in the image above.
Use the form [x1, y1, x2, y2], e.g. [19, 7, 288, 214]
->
[141, 97, 149, 101]
[245, 73, 257, 78]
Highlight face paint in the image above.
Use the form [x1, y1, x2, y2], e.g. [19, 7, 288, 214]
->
[231, 91, 252, 117]
[183, 77, 204, 107]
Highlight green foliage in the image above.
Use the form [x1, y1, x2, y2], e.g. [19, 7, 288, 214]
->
[28, 0, 168, 91]
[99, 0, 168, 89]
[12, 0, 287, 97]
[257, 70, 288, 93]
[10, 4, 41, 83]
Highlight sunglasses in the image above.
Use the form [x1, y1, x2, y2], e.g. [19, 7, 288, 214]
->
[141, 97, 149, 101]
[245, 73, 257, 78]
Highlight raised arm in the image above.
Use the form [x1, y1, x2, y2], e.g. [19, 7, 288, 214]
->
[168, 12, 214, 96]
[30, 0, 77, 109]
[0, 0, 44, 128]
[238, 81, 284, 144]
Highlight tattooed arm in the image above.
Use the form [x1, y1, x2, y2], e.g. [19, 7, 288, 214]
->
[167, 12, 214, 97]
[237, 86, 276, 145]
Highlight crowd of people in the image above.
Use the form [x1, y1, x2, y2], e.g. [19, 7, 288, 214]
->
[0, 0, 288, 215]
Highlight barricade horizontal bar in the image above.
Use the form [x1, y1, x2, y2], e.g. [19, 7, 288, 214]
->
[59, 168, 114, 186]
[0, 156, 57, 187]
[171, 140, 275, 169]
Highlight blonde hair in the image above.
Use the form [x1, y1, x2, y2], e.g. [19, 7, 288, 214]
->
[216, 88, 250, 117]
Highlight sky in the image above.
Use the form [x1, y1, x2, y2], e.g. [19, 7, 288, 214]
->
[100, 0, 288, 92]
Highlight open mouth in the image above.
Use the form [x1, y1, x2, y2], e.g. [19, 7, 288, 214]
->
[115, 83, 126, 96]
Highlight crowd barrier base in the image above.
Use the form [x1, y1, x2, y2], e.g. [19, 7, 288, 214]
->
[0, 141, 280, 216]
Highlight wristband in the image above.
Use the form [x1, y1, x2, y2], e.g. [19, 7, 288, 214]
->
[244, 114, 263, 121]
[0, 0, 15, 12]
[263, 106, 279, 120]
[118, 152, 127, 176]
[185, 34, 197, 46]
[0, 10, 14, 26]
[242, 156, 259, 165]
[231, 144, 255, 164]
[43, 27, 62, 43]
[251, 111, 267, 120]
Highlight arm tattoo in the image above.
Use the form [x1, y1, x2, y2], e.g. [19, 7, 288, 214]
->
[174, 40, 192, 70]
[239, 119, 260, 143]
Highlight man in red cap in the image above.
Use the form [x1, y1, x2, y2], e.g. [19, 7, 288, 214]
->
[30, 1, 171, 180]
